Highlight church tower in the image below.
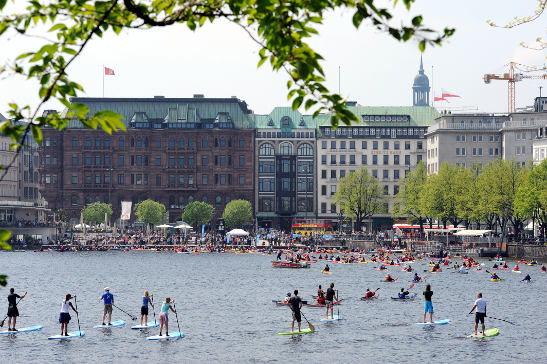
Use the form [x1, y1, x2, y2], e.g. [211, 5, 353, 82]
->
[412, 55, 430, 106]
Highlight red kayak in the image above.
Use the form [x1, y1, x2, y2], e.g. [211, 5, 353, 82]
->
[382, 278, 398, 282]
[307, 299, 343, 307]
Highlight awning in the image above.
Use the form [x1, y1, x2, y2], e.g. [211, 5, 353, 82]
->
[453, 230, 492, 236]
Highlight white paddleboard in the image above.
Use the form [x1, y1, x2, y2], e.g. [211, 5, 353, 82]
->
[131, 321, 160, 329]
[320, 314, 341, 322]
[0, 325, 43, 334]
[48, 331, 85, 340]
[415, 319, 451, 326]
[93, 320, 125, 328]
[146, 331, 184, 340]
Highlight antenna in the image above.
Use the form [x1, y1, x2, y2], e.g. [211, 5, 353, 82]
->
[431, 64, 434, 107]
[338, 66, 341, 94]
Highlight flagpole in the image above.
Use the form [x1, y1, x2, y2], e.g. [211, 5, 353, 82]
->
[102, 64, 104, 97]
[431, 65, 434, 107]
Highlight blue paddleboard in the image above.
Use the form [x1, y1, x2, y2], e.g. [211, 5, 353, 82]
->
[415, 319, 451, 326]
[320, 315, 341, 322]
[93, 320, 125, 328]
[146, 331, 184, 340]
[131, 321, 160, 329]
[0, 325, 43, 334]
[48, 331, 85, 339]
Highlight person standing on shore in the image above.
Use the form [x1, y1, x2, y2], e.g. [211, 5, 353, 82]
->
[59, 294, 78, 336]
[140, 290, 154, 326]
[99, 287, 114, 325]
[468, 292, 487, 336]
[288, 289, 302, 332]
[325, 283, 336, 319]
[159, 297, 177, 336]
[6, 288, 27, 331]
[423, 284, 433, 323]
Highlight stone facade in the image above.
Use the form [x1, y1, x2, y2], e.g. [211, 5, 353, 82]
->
[533, 125, 547, 165]
[501, 112, 547, 166]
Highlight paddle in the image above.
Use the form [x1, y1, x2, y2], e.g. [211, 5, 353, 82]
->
[74, 295, 82, 336]
[300, 310, 315, 332]
[0, 295, 25, 328]
[113, 304, 137, 321]
[486, 315, 515, 325]
[173, 301, 181, 335]
[150, 295, 157, 325]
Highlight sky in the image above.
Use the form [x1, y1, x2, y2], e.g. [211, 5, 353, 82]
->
[0, 0, 546, 118]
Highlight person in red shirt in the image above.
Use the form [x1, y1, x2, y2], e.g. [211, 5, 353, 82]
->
[365, 289, 375, 299]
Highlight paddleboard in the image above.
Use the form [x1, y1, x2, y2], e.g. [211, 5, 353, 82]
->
[93, 320, 125, 328]
[415, 319, 451, 326]
[0, 325, 43, 335]
[320, 315, 340, 322]
[277, 328, 314, 335]
[512, 270, 522, 274]
[48, 331, 85, 340]
[131, 321, 160, 329]
[467, 328, 499, 338]
[146, 331, 184, 340]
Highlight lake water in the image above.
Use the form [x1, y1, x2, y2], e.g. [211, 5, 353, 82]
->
[1, 251, 546, 363]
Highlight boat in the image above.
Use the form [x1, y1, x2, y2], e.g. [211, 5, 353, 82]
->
[271, 261, 310, 269]
[391, 293, 417, 300]
[360, 294, 379, 300]
[491, 278, 500, 282]
[272, 300, 308, 306]
[307, 299, 343, 307]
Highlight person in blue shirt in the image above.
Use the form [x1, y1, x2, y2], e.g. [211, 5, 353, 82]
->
[491, 272, 499, 280]
[99, 287, 114, 326]
[140, 290, 155, 326]
[413, 273, 421, 282]
[398, 288, 409, 299]
[522, 274, 531, 282]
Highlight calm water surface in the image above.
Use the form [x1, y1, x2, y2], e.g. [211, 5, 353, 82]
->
[0, 251, 546, 363]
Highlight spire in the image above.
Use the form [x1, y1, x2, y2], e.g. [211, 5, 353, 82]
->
[419, 54, 424, 74]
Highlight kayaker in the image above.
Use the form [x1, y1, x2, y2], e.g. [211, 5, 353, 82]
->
[140, 290, 154, 326]
[514, 264, 520, 271]
[492, 263, 498, 269]
[542, 265, 546, 272]
[6, 288, 27, 331]
[283, 292, 291, 303]
[468, 292, 487, 337]
[276, 251, 282, 260]
[423, 284, 433, 324]
[288, 289, 303, 333]
[502, 263, 508, 269]
[379, 264, 386, 270]
[413, 273, 421, 282]
[522, 274, 531, 282]
[323, 264, 330, 272]
[99, 287, 114, 326]
[59, 294, 78, 336]
[385, 274, 395, 282]
[364, 289, 375, 299]
[459, 265, 467, 273]
[490, 272, 499, 280]
[317, 285, 326, 304]
[325, 283, 336, 319]
[398, 288, 409, 299]
[158, 297, 177, 336]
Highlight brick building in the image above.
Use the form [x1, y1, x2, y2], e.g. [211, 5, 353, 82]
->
[39, 96, 255, 225]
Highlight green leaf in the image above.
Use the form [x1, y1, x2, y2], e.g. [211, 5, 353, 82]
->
[0, 229, 12, 242]
[0, 0, 7, 10]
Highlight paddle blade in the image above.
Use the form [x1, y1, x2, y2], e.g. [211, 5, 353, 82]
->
[409, 284, 415, 290]
[308, 321, 315, 332]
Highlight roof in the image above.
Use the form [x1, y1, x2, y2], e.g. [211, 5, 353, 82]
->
[253, 107, 319, 129]
[317, 106, 440, 127]
[0, 112, 5, 122]
[64, 97, 254, 129]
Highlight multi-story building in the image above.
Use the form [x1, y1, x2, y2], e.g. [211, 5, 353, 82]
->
[253, 107, 317, 231]
[501, 112, 547, 166]
[39, 96, 255, 226]
[317, 105, 438, 231]
[533, 125, 547, 165]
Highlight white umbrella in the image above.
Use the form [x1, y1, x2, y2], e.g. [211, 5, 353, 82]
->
[227, 228, 249, 236]
[156, 224, 172, 228]
[175, 223, 193, 229]
[74, 223, 90, 230]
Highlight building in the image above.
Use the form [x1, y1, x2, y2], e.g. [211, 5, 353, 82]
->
[501, 112, 547, 166]
[533, 125, 547, 164]
[412, 56, 430, 107]
[534, 96, 547, 112]
[317, 105, 439, 231]
[253, 108, 317, 231]
[39, 96, 255, 226]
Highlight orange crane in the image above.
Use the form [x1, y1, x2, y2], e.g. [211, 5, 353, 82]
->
[483, 62, 547, 113]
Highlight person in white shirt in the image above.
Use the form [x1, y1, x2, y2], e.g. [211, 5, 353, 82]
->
[468, 292, 487, 336]
[59, 294, 78, 336]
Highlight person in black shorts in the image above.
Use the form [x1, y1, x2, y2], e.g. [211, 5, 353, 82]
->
[469, 292, 487, 336]
[7, 288, 27, 331]
[288, 289, 302, 332]
[325, 283, 336, 319]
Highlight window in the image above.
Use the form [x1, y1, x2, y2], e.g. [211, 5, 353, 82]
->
[220, 137, 226, 147]
[417, 155, 422, 163]
[478, 135, 483, 142]
[155, 156, 161, 166]
[178, 138, 185, 148]
[279, 142, 293, 155]
[297, 161, 313, 174]
[281, 178, 290, 192]
[118, 155, 124, 167]
[85, 138, 91, 147]
[155, 175, 162, 186]
[362, 141, 367, 149]
[72, 155, 78, 166]
[104, 138, 110, 148]
[188, 138, 194, 147]
[330, 203, 336, 213]
[169, 175, 175, 187]
[239, 138, 245, 148]
[202, 137, 208, 147]
[239, 155, 245, 167]
[383, 185, 389, 195]
[321, 155, 327, 165]
[72, 137, 78, 147]
[104, 155, 111, 166]
[330, 155, 336, 165]
[297, 143, 313, 156]
[95, 155, 101, 166]
[349, 155, 355, 165]
[340, 170, 346, 178]
[383, 155, 389, 165]
[394, 170, 400, 180]
[340, 155, 346, 165]
[85, 155, 91, 166]
[372, 170, 378, 178]
[461, 135, 466, 142]
[45, 155, 51, 165]
[330, 185, 336, 195]
[321, 141, 327, 149]
[118, 137, 124, 147]
[155, 137, 161, 147]
[461, 148, 466, 156]
[372, 155, 378, 165]
[383, 169, 389, 180]
[95, 137, 101, 147]
[95, 174, 101, 184]
[383, 141, 389, 150]
[179, 175, 185, 185]
[258, 178, 275, 192]
[118, 174, 124, 185]
[136, 174, 143, 185]
[349, 141, 355, 150]
[478, 148, 483, 156]
[340, 141, 346, 149]
[178, 156, 185, 167]
[260, 198, 274, 212]
[473, 148, 477, 156]
[188, 156, 194, 167]
[362, 155, 367, 165]
[321, 202, 327, 214]
[394, 185, 399, 195]
[259, 161, 275, 173]
[202, 155, 208, 166]
[71, 195, 78, 206]
[417, 141, 423, 150]
[85, 174, 92, 184]
[394, 155, 399, 165]
[473, 135, 477, 142]
[136, 138, 142, 147]
[202, 174, 208, 185]
[330, 141, 336, 149]
[405, 141, 410, 150]
[71, 174, 78, 184]
[188, 175, 194, 185]
[331, 170, 336, 179]
[394, 141, 400, 150]
[259, 143, 275, 156]
[239, 174, 245, 185]
[321, 170, 327, 179]
[373, 141, 378, 150]
[321, 185, 327, 195]
[405, 155, 410, 166]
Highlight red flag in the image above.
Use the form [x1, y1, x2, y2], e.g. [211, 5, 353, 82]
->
[104, 67, 115, 76]
[442, 91, 460, 98]
[434, 96, 448, 102]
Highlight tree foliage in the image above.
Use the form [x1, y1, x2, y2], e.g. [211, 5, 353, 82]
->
[135, 199, 166, 226]
[334, 167, 383, 229]
[515, 159, 547, 240]
[222, 199, 252, 229]
[81, 201, 113, 225]
[182, 201, 214, 229]
[394, 161, 427, 223]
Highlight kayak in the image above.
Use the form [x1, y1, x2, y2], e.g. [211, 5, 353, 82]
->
[307, 299, 343, 307]
[512, 270, 522, 274]
[467, 328, 499, 338]
[499, 267, 509, 270]
[415, 318, 451, 326]
[391, 293, 417, 300]
[48, 331, 85, 340]
[321, 270, 332, 274]
[320, 314, 341, 322]
[131, 321, 160, 329]
[146, 332, 184, 340]
[381, 279, 398, 282]
[491, 278, 500, 282]
[277, 328, 314, 335]
[272, 300, 308, 306]
[360, 294, 379, 300]
[456, 270, 469, 274]
[93, 320, 125, 328]
[430, 268, 442, 273]
[0, 325, 43, 335]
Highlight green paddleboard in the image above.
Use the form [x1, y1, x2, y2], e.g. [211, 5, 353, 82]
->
[277, 328, 314, 336]
[467, 328, 499, 338]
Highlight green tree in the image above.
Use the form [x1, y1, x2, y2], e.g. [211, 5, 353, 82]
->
[222, 199, 252, 229]
[394, 161, 428, 234]
[515, 160, 547, 242]
[182, 201, 214, 229]
[135, 199, 166, 226]
[334, 168, 383, 231]
[81, 201, 113, 225]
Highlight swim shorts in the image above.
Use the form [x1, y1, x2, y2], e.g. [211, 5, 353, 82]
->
[424, 301, 434, 313]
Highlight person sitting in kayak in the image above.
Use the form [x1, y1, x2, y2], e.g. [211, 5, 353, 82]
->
[398, 288, 409, 299]
[492, 263, 498, 269]
[317, 285, 326, 304]
[502, 263, 508, 268]
[364, 289, 375, 299]
[514, 264, 520, 271]
[530, 260, 537, 265]
[323, 264, 330, 272]
[522, 274, 531, 282]
[490, 272, 499, 280]
[413, 273, 421, 282]
[276, 251, 282, 260]
[379, 264, 386, 270]
[385, 274, 395, 282]
[542, 265, 547, 272]
[283, 292, 291, 303]
[405, 265, 413, 272]
[459, 265, 467, 273]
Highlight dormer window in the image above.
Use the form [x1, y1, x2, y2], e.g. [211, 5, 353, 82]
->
[298, 118, 305, 127]
[267, 118, 274, 126]
[281, 116, 291, 127]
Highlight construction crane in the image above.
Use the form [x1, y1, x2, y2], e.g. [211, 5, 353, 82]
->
[483, 62, 547, 113]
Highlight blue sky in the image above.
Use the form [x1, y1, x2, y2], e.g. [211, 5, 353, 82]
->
[0, 0, 545, 117]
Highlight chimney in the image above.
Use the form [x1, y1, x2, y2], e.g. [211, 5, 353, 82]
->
[193, 94, 204, 98]
[153, 95, 165, 99]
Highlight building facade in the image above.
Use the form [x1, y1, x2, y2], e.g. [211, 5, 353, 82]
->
[39, 96, 255, 225]
[253, 108, 317, 231]
[501, 112, 547, 166]
[533, 125, 547, 165]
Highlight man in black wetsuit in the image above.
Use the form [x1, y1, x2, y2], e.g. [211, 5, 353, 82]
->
[6, 288, 27, 331]
[325, 283, 336, 319]
[288, 290, 303, 332]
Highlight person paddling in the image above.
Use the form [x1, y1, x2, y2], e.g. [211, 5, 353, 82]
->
[522, 274, 531, 282]
[364, 288, 375, 299]
[325, 283, 336, 319]
[468, 292, 487, 336]
[423, 284, 433, 323]
[159, 297, 177, 336]
[385, 274, 395, 282]
[317, 285, 326, 304]
[140, 290, 154, 326]
[288, 289, 303, 332]
[323, 264, 330, 272]
[413, 273, 421, 282]
[59, 294, 78, 336]
[99, 287, 114, 325]
[398, 288, 409, 299]
[490, 272, 499, 280]
[6, 288, 27, 331]
[541, 265, 546, 273]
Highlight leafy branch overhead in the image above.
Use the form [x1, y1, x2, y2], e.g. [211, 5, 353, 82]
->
[0, 0, 454, 148]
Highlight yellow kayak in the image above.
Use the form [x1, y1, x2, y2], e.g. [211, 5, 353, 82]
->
[321, 270, 332, 274]
[491, 278, 500, 282]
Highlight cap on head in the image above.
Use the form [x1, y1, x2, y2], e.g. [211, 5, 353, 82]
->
[104, 287, 109, 292]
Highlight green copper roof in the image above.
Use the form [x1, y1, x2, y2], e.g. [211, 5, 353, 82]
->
[65, 97, 254, 129]
[317, 106, 440, 127]
[254, 107, 319, 129]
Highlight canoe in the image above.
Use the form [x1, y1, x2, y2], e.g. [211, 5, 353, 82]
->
[272, 300, 308, 306]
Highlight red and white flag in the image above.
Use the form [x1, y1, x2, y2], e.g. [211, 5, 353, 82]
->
[434, 96, 449, 102]
[104, 66, 115, 76]
[442, 90, 460, 98]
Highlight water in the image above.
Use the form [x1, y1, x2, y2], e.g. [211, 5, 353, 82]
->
[1, 251, 546, 363]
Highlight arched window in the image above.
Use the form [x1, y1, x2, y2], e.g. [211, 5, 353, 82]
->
[279, 142, 293, 156]
[201, 196, 208, 203]
[188, 195, 194, 203]
[178, 196, 185, 207]
[297, 143, 313, 156]
[259, 143, 275, 156]
[215, 196, 222, 207]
